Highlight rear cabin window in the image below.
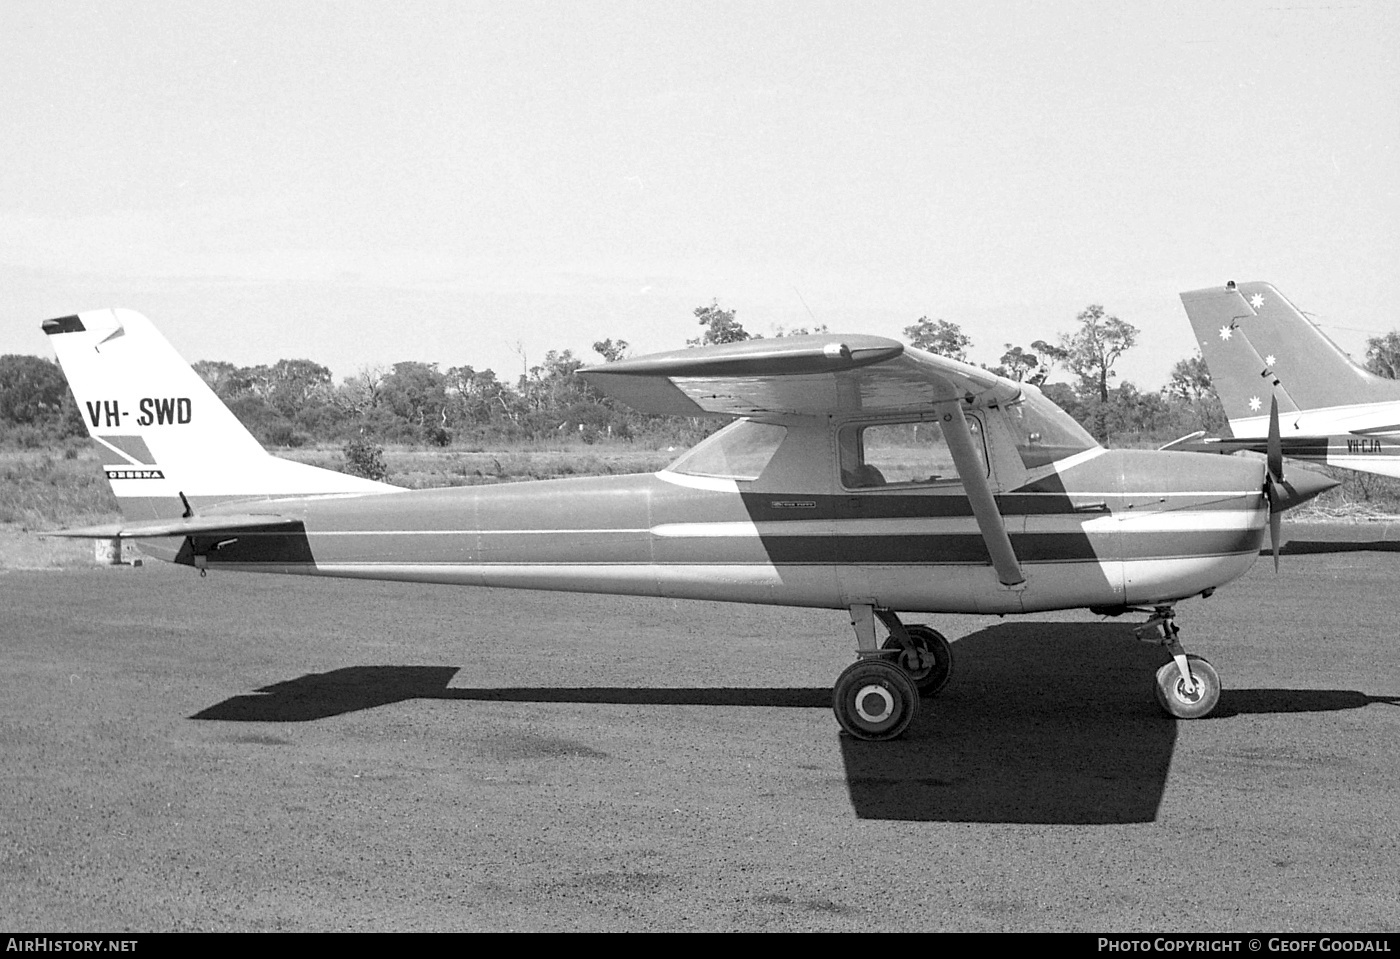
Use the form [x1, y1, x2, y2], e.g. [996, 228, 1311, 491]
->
[668, 420, 788, 481]
[840, 418, 987, 488]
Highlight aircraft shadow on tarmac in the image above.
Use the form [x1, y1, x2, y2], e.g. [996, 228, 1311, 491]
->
[1271, 539, 1400, 555]
[836, 622, 1395, 824]
[191, 622, 1395, 827]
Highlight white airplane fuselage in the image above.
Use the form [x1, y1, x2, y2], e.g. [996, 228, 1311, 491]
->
[134, 440, 1273, 616]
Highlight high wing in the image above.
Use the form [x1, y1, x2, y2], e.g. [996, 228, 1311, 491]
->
[577, 334, 1024, 418]
[581, 334, 1030, 586]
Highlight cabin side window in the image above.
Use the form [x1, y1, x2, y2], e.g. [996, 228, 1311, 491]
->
[668, 420, 789, 481]
[839, 417, 987, 489]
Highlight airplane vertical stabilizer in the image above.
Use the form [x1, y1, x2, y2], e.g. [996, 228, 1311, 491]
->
[1181, 281, 1400, 436]
[43, 309, 398, 523]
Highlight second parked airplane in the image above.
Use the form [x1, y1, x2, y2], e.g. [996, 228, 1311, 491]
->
[1179, 280, 1400, 479]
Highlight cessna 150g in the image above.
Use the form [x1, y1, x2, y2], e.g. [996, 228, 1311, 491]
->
[1178, 280, 1400, 479]
[42, 308, 1336, 739]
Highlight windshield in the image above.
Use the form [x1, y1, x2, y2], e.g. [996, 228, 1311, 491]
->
[1005, 385, 1099, 468]
[667, 420, 788, 480]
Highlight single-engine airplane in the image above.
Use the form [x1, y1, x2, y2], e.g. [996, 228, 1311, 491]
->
[1178, 280, 1400, 479]
[41, 308, 1336, 739]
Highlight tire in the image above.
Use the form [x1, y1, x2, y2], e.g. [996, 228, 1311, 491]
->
[1154, 654, 1221, 719]
[832, 658, 920, 741]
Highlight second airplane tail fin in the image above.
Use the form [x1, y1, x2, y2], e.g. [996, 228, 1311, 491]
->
[43, 309, 399, 524]
[1180, 281, 1400, 435]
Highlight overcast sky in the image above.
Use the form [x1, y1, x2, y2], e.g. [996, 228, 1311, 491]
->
[3, 0, 1397, 391]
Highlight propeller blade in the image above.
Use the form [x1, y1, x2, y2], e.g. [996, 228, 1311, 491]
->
[1270, 502, 1281, 572]
[1266, 395, 1284, 571]
[1267, 395, 1283, 483]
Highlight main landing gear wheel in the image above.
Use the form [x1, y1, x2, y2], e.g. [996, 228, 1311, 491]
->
[1154, 654, 1221, 720]
[832, 659, 920, 741]
[882, 624, 953, 697]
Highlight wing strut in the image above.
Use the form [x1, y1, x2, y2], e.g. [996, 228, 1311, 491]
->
[938, 400, 1026, 587]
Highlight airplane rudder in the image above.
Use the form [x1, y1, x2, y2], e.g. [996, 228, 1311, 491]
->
[43, 308, 270, 518]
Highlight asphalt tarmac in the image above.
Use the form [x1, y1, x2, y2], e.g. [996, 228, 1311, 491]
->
[2, 524, 1398, 931]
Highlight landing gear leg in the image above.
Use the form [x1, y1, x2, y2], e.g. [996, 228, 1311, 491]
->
[1134, 605, 1222, 719]
[832, 605, 920, 740]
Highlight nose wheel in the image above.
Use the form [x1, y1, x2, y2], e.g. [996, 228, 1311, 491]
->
[1134, 606, 1222, 719]
[1154, 654, 1221, 719]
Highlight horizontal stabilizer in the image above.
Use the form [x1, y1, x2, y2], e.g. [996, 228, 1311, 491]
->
[1158, 431, 1206, 451]
[43, 513, 300, 540]
[1166, 433, 1393, 455]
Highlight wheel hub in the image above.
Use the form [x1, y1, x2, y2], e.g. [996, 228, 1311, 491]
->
[1174, 675, 1203, 704]
[854, 684, 895, 723]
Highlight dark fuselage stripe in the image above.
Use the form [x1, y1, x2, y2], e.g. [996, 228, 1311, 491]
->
[179, 527, 1261, 567]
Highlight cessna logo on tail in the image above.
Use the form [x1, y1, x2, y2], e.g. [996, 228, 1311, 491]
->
[84, 398, 192, 428]
[104, 468, 165, 480]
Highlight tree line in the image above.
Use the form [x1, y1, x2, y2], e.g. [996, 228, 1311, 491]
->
[7, 300, 1399, 452]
